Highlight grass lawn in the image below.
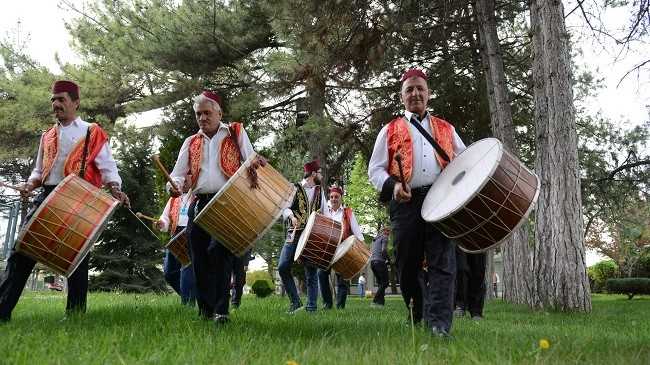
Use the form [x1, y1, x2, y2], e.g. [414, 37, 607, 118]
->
[0, 292, 648, 364]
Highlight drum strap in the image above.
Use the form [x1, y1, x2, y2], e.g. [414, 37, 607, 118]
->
[78, 126, 92, 179]
[408, 116, 450, 163]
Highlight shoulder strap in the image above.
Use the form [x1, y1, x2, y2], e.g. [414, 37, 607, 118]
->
[407, 116, 450, 162]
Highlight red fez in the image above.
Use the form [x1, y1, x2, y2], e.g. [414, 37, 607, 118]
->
[400, 68, 427, 82]
[201, 90, 222, 107]
[52, 80, 79, 95]
[329, 185, 343, 196]
[303, 159, 320, 174]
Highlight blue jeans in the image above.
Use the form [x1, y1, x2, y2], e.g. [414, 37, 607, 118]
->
[359, 284, 365, 296]
[163, 248, 196, 305]
[278, 242, 319, 311]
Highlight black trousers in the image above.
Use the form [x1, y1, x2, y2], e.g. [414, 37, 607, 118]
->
[230, 251, 250, 306]
[187, 194, 234, 318]
[317, 269, 349, 309]
[390, 189, 456, 332]
[371, 260, 389, 305]
[455, 249, 486, 316]
[0, 186, 89, 320]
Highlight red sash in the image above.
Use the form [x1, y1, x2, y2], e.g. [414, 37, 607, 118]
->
[342, 207, 354, 240]
[387, 116, 455, 183]
[41, 123, 108, 188]
[167, 197, 181, 233]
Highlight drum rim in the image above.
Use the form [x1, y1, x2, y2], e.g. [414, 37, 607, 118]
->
[15, 175, 120, 277]
[294, 211, 318, 261]
[455, 168, 541, 254]
[166, 227, 192, 268]
[421, 138, 503, 223]
[330, 235, 357, 265]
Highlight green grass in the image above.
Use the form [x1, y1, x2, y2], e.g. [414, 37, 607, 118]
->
[1, 293, 648, 364]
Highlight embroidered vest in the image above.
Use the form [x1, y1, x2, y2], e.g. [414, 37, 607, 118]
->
[341, 207, 353, 240]
[167, 197, 181, 234]
[187, 122, 243, 187]
[387, 116, 455, 183]
[288, 183, 322, 230]
[41, 123, 108, 188]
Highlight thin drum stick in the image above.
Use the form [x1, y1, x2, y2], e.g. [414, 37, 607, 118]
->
[127, 208, 161, 241]
[151, 154, 180, 193]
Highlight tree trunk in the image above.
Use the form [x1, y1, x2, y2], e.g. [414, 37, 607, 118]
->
[530, 0, 591, 311]
[475, 0, 534, 304]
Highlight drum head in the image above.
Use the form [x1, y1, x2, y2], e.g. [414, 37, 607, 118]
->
[331, 235, 356, 265]
[294, 211, 317, 261]
[422, 138, 503, 222]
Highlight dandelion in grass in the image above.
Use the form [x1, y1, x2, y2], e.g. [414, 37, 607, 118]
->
[539, 339, 550, 350]
[286, 360, 299, 365]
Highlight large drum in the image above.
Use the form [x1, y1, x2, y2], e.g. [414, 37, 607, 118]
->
[15, 175, 120, 276]
[194, 152, 296, 257]
[421, 138, 540, 253]
[331, 235, 370, 280]
[166, 228, 191, 268]
[294, 212, 343, 270]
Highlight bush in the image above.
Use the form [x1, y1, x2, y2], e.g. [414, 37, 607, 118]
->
[251, 279, 274, 298]
[588, 260, 618, 293]
[246, 270, 273, 287]
[606, 278, 650, 299]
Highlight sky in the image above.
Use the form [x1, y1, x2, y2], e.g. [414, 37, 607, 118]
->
[2, 0, 648, 267]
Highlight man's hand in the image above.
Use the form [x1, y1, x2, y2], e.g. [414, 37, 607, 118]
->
[107, 182, 131, 208]
[154, 220, 165, 231]
[290, 215, 299, 228]
[393, 182, 412, 203]
[19, 180, 38, 198]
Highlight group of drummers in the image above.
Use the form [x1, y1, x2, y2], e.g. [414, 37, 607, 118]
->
[1, 68, 469, 339]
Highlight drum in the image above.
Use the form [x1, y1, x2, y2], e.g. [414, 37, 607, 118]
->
[194, 152, 296, 256]
[421, 138, 540, 253]
[331, 235, 371, 280]
[294, 212, 343, 270]
[15, 175, 120, 276]
[166, 228, 191, 268]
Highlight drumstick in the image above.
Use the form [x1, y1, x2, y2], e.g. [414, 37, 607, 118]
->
[152, 154, 180, 193]
[394, 153, 410, 193]
[127, 208, 161, 241]
[135, 212, 158, 223]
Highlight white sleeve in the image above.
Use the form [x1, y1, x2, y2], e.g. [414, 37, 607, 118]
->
[350, 212, 364, 241]
[167, 137, 191, 193]
[95, 139, 122, 187]
[452, 128, 466, 155]
[368, 125, 391, 192]
[28, 133, 45, 183]
[239, 127, 255, 160]
[158, 199, 172, 232]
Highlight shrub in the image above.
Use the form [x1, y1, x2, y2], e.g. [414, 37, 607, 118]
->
[606, 278, 650, 299]
[251, 279, 274, 298]
[588, 260, 618, 293]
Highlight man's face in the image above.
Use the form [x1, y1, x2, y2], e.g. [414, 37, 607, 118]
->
[195, 101, 222, 135]
[313, 169, 322, 185]
[400, 76, 430, 116]
[329, 191, 342, 210]
[51, 92, 79, 123]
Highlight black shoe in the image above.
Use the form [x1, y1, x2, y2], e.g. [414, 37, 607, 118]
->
[322, 304, 333, 310]
[431, 326, 453, 339]
[470, 314, 483, 321]
[231, 303, 240, 310]
[454, 307, 465, 317]
[287, 303, 303, 314]
[213, 314, 230, 327]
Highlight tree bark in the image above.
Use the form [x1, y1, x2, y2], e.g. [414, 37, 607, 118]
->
[475, 0, 534, 304]
[530, 0, 591, 311]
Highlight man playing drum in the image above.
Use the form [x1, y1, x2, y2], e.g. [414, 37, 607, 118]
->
[166, 90, 254, 327]
[317, 184, 364, 310]
[0, 80, 129, 323]
[156, 176, 196, 306]
[278, 159, 325, 314]
[368, 69, 466, 337]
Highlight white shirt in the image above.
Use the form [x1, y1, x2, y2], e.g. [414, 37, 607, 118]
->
[29, 117, 122, 187]
[368, 111, 466, 191]
[282, 179, 326, 220]
[324, 202, 364, 241]
[167, 123, 254, 194]
[158, 193, 193, 232]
